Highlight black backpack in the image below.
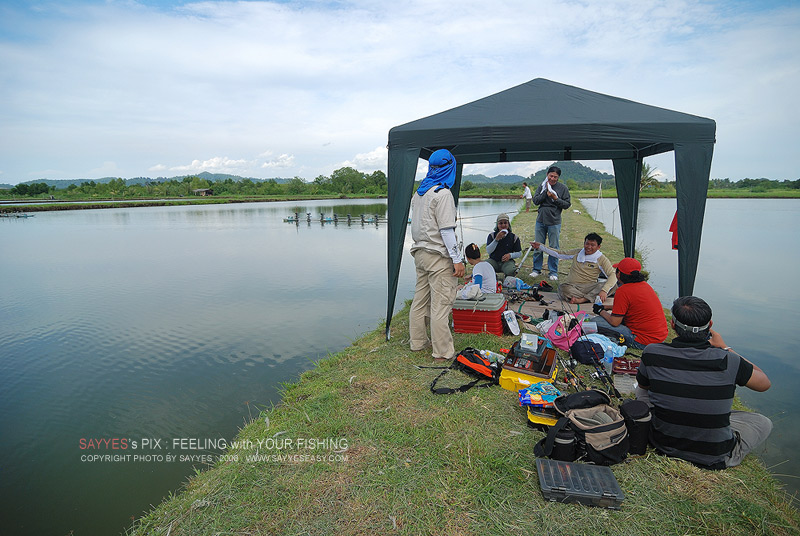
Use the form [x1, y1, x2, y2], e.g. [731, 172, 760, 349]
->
[534, 389, 629, 466]
[569, 340, 605, 365]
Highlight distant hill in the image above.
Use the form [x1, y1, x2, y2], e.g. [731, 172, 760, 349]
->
[464, 161, 615, 187]
[2, 172, 292, 189]
[462, 173, 526, 184]
[530, 161, 615, 188]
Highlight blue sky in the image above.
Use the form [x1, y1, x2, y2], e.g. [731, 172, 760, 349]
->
[1, 0, 798, 185]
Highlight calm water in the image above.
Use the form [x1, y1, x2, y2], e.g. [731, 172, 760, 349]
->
[0, 198, 520, 536]
[582, 197, 800, 496]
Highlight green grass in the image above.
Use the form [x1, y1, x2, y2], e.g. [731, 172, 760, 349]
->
[126, 202, 798, 536]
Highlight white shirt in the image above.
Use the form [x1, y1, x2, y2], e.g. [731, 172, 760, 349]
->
[523, 186, 532, 199]
[471, 261, 497, 293]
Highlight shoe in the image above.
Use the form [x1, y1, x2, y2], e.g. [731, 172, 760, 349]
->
[549, 274, 558, 281]
[529, 270, 540, 277]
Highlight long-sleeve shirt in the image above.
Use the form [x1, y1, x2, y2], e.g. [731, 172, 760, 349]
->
[536, 245, 617, 294]
[533, 181, 571, 225]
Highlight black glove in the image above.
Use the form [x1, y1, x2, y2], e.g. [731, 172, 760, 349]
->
[592, 302, 604, 315]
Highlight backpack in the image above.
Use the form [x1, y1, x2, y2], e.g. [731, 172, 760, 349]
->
[569, 340, 605, 365]
[534, 389, 629, 465]
[546, 311, 590, 351]
[430, 347, 501, 395]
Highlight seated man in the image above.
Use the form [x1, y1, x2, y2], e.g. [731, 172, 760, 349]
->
[530, 232, 617, 304]
[486, 213, 522, 277]
[591, 257, 668, 349]
[636, 296, 772, 469]
[463, 243, 497, 294]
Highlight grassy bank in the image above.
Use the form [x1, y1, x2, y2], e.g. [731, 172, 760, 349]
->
[128, 202, 798, 536]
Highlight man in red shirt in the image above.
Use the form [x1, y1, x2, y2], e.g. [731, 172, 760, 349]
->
[592, 257, 668, 349]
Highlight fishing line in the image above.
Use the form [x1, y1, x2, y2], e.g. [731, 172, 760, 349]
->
[552, 289, 622, 399]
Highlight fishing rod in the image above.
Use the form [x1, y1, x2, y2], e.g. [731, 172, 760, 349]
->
[556, 354, 587, 392]
[553, 292, 622, 399]
[514, 245, 533, 275]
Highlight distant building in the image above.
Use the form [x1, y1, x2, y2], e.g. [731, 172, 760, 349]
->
[192, 188, 214, 196]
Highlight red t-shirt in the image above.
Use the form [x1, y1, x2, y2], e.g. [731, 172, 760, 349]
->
[611, 281, 668, 345]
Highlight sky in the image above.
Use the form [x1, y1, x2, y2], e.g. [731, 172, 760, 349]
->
[0, 0, 798, 185]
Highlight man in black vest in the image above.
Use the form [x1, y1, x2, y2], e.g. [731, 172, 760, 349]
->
[636, 296, 772, 469]
[485, 213, 522, 277]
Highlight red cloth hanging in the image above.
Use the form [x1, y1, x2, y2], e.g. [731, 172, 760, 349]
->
[669, 211, 678, 250]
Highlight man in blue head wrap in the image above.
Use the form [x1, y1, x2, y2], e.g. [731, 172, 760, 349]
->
[409, 149, 465, 362]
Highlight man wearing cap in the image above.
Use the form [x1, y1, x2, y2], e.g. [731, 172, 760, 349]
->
[530, 166, 571, 280]
[592, 257, 668, 349]
[486, 213, 522, 277]
[636, 296, 772, 469]
[409, 149, 465, 362]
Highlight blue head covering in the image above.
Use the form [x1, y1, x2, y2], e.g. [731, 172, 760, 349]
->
[416, 149, 456, 195]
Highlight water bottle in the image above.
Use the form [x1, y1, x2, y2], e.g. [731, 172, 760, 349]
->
[480, 350, 504, 363]
[603, 345, 614, 374]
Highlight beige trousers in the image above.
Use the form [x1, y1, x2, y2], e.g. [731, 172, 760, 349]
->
[409, 249, 457, 360]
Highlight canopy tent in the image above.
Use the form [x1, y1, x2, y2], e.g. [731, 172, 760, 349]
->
[385, 78, 716, 340]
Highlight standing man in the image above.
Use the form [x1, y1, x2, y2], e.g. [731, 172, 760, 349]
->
[530, 166, 571, 280]
[636, 296, 772, 469]
[409, 149, 465, 362]
[521, 182, 532, 212]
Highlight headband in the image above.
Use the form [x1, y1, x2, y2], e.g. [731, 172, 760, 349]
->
[673, 317, 710, 333]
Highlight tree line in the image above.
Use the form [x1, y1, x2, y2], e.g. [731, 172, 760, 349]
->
[4, 167, 797, 199]
[3, 167, 388, 199]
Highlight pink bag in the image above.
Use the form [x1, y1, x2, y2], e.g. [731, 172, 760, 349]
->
[546, 311, 590, 351]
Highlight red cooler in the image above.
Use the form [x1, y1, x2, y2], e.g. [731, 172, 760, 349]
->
[452, 293, 507, 336]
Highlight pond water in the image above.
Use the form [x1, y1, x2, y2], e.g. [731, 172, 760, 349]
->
[581, 197, 800, 497]
[0, 197, 520, 536]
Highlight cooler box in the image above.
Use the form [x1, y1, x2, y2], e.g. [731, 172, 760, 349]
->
[536, 459, 625, 509]
[452, 293, 507, 336]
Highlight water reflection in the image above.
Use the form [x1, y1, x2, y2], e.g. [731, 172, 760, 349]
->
[0, 197, 521, 535]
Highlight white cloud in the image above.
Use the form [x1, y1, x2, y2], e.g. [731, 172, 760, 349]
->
[0, 0, 797, 183]
[261, 154, 295, 169]
[169, 157, 253, 174]
[338, 147, 387, 173]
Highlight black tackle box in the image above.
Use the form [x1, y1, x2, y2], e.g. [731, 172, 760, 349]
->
[535, 458, 625, 509]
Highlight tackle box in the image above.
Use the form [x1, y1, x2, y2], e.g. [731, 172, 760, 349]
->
[612, 356, 640, 375]
[499, 336, 558, 391]
[535, 458, 625, 509]
[452, 293, 507, 336]
[526, 406, 559, 427]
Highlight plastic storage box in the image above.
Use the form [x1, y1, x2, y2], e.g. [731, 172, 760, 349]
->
[535, 458, 625, 509]
[499, 337, 558, 391]
[452, 293, 507, 336]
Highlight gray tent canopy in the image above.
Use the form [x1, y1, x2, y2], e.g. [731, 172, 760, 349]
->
[386, 78, 715, 340]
